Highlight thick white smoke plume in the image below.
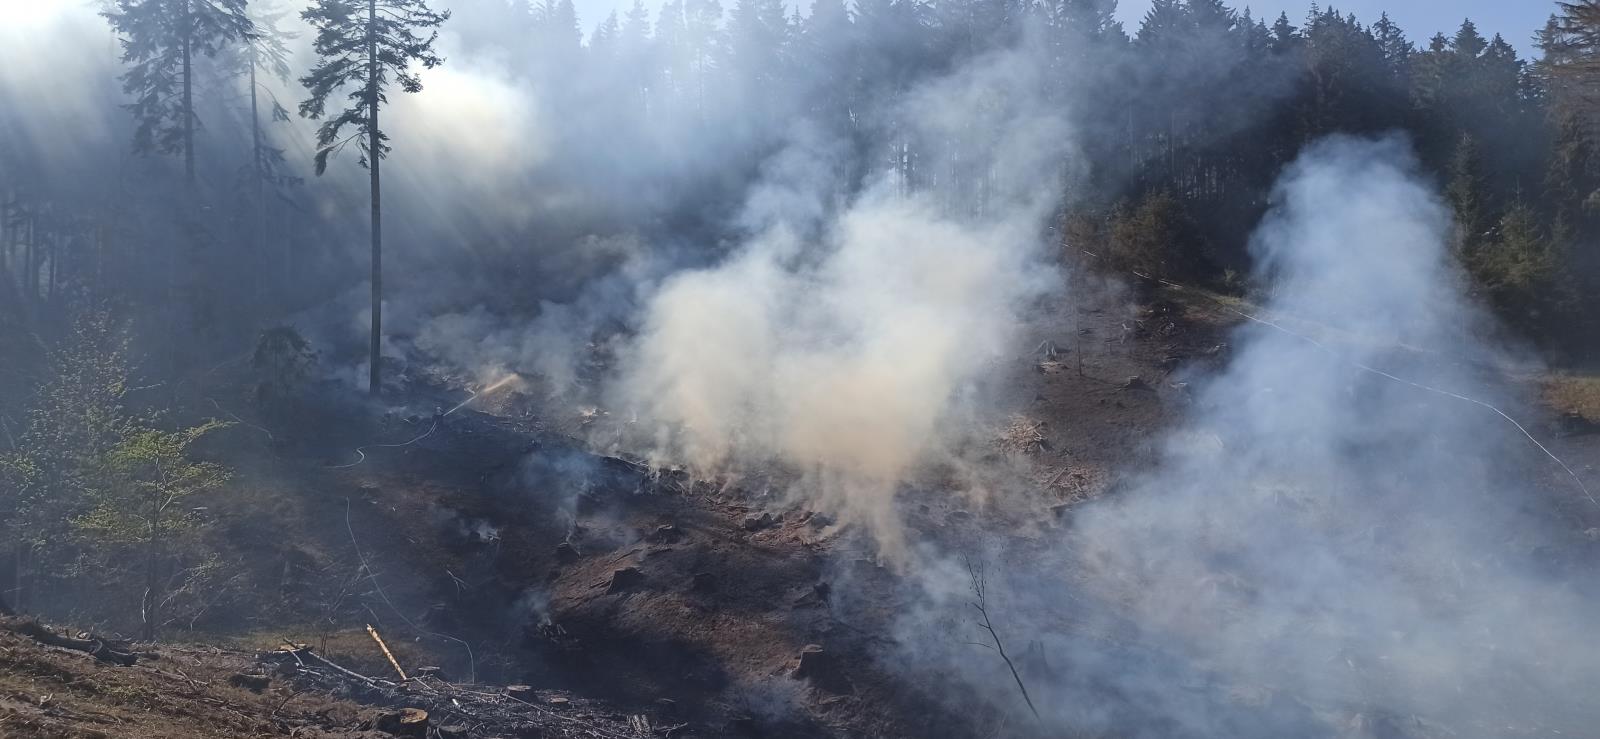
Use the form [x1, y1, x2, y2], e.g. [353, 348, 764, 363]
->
[611, 41, 1072, 557]
[890, 135, 1600, 736]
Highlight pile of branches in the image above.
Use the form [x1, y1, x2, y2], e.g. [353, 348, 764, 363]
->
[259, 644, 685, 738]
[996, 415, 1048, 456]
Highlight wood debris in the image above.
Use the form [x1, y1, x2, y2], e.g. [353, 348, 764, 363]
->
[997, 415, 1048, 455]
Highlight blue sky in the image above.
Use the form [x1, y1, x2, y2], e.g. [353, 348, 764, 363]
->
[1116, 0, 1558, 57]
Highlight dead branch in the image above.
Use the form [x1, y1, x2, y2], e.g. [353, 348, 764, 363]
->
[2, 617, 138, 666]
[278, 642, 390, 687]
[343, 497, 478, 682]
[367, 623, 408, 681]
[997, 416, 1047, 456]
[964, 558, 1040, 721]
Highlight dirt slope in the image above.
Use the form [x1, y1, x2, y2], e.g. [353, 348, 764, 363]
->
[7, 284, 1600, 739]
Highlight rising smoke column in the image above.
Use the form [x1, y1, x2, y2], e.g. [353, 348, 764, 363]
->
[891, 136, 1600, 737]
[612, 39, 1074, 558]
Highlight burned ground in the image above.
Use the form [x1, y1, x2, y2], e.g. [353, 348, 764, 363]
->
[6, 284, 1600, 739]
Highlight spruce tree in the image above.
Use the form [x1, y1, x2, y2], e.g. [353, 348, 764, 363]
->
[298, 0, 448, 395]
[591, 11, 623, 62]
[103, 0, 255, 185]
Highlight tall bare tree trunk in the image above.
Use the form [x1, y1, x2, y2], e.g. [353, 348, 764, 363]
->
[251, 47, 265, 311]
[47, 233, 56, 303]
[95, 223, 105, 291]
[24, 212, 35, 303]
[366, 0, 382, 396]
[12, 539, 24, 615]
[0, 194, 11, 290]
[182, 0, 195, 186]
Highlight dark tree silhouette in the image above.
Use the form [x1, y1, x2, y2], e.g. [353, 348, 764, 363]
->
[102, 0, 255, 185]
[298, 0, 448, 395]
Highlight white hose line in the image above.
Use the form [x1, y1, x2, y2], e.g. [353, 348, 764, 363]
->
[325, 420, 439, 470]
[1223, 304, 1600, 513]
[1096, 252, 1598, 511]
[325, 375, 517, 470]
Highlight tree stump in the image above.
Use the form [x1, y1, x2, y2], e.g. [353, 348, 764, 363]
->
[374, 707, 428, 737]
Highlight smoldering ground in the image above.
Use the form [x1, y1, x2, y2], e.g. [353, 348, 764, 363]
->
[884, 136, 1600, 737]
[607, 36, 1075, 559]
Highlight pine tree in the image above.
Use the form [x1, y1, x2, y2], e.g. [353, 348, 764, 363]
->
[591, 10, 622, 61]
[1136, 0, 1185, 45]
[102, 0, 255, 185]
[655, 0, 690, 99]
[236, 5, 296, 191]
[725, 0, 789, 121]
[1548, 3, 1600, 132]
[619, 0, 654, 112]
[1270, 11, 1296, 52]
[1448, 133, 1490, 250]
[799, 0, 853, 125]
[1453, 18, 1488, 58]
[684, 0, 723, 111]
[214, 3, 298, 303]
[622, 0, 652, 45]
[534, 0, 583, 72]
[299, 0, 448, 396]
[1370, 12, 1413, 83]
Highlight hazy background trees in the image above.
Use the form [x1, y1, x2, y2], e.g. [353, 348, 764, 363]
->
[7, 0, 1600, 410]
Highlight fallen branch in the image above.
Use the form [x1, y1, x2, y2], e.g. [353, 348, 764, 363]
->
[2, 617, 138, 666]
[263, 643, 643, 739]
[277, 641, 390, 687]
[367, 623, 408, 681]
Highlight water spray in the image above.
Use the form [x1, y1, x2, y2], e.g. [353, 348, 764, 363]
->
[445, 373, 520, 416]
[327, 373, 522, 470]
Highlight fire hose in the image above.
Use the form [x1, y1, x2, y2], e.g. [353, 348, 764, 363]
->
[1090, 253, 1599, 512]
[325, 374, 519, 470]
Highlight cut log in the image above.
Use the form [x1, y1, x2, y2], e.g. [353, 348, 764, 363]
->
[3, 617, 137, 666]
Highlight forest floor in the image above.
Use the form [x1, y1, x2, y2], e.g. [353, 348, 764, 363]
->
[6, 281, 1600, 739]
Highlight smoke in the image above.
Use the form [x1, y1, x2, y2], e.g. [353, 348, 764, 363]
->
[0, 3, 124, 185]
[888, 135, 1600, 736]
[610, 39, 1073, 558]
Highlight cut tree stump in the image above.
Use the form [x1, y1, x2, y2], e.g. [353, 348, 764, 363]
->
[228, 673, 272, 692]
[606, 567, 644, 593]
[374, 707, 429, 737]
[793, 644, 852, 693]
